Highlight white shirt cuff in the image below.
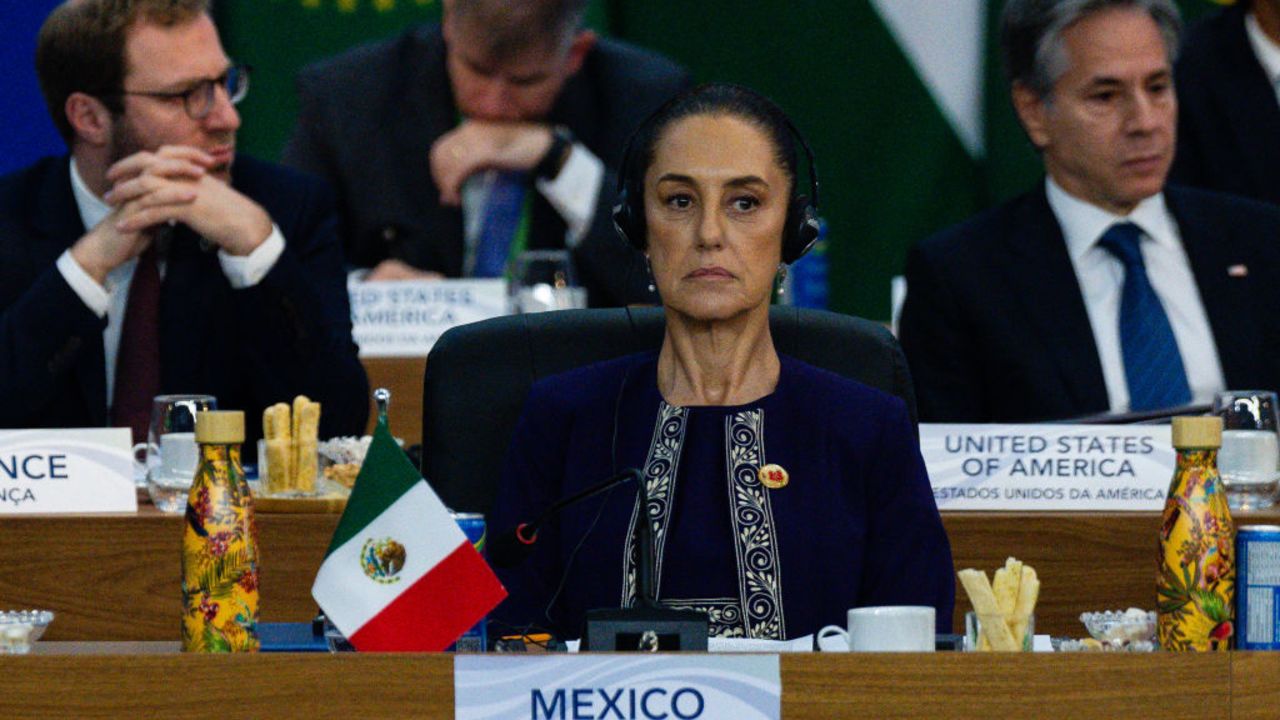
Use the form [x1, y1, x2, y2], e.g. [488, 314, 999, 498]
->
[218, 224, 285, 288]
[535, 143, 604, 248]
[55, 249, 110, 318]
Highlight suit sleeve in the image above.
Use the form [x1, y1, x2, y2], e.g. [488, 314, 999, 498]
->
[854, 397, 955, 632]
[898, 242, 987, 422]
[229, 177, 370, 439]
[489, 383, 574, 636]
[0, 263, 105, 425]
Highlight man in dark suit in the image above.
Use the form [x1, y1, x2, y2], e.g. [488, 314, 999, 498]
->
[284, 0, 689, 307]
[0, 0, 368, 443]
[1173, 0, 1280, 206]
[899, 0, 1280, 424]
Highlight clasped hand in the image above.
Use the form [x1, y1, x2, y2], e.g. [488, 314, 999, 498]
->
[72, 146, 272, 284]
[364, 123, 553, 282]
[429, 120, 553, 206]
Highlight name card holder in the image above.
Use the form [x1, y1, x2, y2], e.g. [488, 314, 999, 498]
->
[921, 424, 1175, 511]
[455, 654, 781, 720]
[0, 428, 136, 514]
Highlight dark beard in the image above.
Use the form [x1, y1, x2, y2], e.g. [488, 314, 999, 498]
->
[107, 113, 146, 167]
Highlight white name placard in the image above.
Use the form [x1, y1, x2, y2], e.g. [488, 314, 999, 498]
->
[348, 278, 507, 357]
[922, 424, 1175, 511]
[455, 654, 780, 720]
[0, 428, 136, 514]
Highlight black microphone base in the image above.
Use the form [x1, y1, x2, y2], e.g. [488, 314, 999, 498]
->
[582, 607, 709, 651]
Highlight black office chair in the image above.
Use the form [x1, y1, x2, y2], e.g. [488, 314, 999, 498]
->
[420, 306, 916, 514]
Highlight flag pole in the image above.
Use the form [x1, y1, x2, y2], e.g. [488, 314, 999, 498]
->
[374, 387, 390, 426]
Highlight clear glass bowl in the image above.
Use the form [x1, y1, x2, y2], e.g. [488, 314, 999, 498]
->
[0, 610, 54, 654]
[1080, 609, 1157, 643]
[1060, 609, 1158, 651]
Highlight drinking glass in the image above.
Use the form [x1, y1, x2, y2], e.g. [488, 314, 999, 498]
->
[508, 249, 587, 314]
[963, 611, 1035, 652]
[142, 394, 216, 513]
[1213, 390, 1280, 510]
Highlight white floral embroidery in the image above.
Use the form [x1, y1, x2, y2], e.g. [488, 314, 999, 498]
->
[726, 410, 786, 639]
[663, 598, 744, 638]
[621, 402, 686, 608]
[620, 405, 785, 640]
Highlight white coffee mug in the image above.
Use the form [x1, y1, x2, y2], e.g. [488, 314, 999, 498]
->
[817, 606, 935, 652]
[155, 432, 198, 477]
[133, 431, 198, 480]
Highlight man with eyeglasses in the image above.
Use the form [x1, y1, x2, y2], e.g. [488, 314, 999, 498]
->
[284, 0, 688, 305]
[0, 0, 368, 444]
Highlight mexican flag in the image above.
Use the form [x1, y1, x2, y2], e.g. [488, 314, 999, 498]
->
[311, 417, 506, 651]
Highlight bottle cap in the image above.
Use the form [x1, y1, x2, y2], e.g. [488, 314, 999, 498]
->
[1171, 415, 1222, 449]
[196, 410, 245, 444]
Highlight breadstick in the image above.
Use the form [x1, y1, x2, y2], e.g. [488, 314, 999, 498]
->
[293, 397, 320, 493]
[262, 403, 292, 494]
[1010, 566, 1040, 647]
[958, 569, 1019, 651]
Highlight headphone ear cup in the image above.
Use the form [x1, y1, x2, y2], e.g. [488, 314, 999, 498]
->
[612, 189, 645, 250]
[783, 197, 820, 264]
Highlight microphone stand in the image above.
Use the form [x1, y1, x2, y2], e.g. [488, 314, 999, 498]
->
[582, 470, 708, 651]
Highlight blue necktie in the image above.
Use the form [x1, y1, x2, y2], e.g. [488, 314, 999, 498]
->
[472, 171, 527, 278]
[1097, 222, 1192, 411]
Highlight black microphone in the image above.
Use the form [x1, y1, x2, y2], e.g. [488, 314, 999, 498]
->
[487, 468, 643, 569]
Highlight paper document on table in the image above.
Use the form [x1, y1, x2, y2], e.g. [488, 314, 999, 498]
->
[711, 635, 815, 652]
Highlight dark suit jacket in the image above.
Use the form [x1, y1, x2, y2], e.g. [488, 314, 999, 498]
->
[0, 155, 370, 442]
[1173, 4, 1280, 207]
[283, 24, 691, 307]
[898, 184, 1280, 423]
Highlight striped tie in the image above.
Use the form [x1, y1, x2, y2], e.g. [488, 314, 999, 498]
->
[1097, 222, 1191, 411]
[472, 171, 527, 278]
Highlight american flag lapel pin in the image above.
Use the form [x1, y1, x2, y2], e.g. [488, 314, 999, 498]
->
[1228, 264, 1248, 278]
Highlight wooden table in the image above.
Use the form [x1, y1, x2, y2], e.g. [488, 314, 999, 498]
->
[4, 646, 1273, 719]
[8, 508, 1277, 641]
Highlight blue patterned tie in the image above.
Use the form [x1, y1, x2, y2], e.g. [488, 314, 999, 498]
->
[1097, 222, 1192, 411]
[472, 171, 527, 277]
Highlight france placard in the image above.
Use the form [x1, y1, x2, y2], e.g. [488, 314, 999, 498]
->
[0, 428, 136, 514]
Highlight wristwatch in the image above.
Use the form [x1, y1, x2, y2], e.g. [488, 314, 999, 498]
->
[534, 125, 574, 181]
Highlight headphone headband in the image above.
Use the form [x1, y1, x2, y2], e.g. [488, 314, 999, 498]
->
[612, 89, 822, 265]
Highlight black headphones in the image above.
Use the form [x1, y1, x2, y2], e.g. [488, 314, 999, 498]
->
[611, 98, 822, 265]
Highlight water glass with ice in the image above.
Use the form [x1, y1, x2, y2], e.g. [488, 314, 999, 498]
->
[1213, 390, 1280, 510]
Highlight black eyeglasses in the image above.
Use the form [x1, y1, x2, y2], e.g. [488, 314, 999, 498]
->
[113, 64, 250, 120]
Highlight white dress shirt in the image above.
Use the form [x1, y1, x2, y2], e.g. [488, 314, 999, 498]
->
[460, 143, 604, 275]
[1045, 177, 1226, 412]
[1246, 12, 1280, 107]
[58, 158, 286, 408]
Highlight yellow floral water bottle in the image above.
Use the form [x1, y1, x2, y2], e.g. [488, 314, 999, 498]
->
[181, 410, 259, 652]
[1158, 415, 1234, 651]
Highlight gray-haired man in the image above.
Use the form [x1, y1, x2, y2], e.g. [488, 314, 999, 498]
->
[285, 0, 689, 306]
[899, 0, 1280, 423]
